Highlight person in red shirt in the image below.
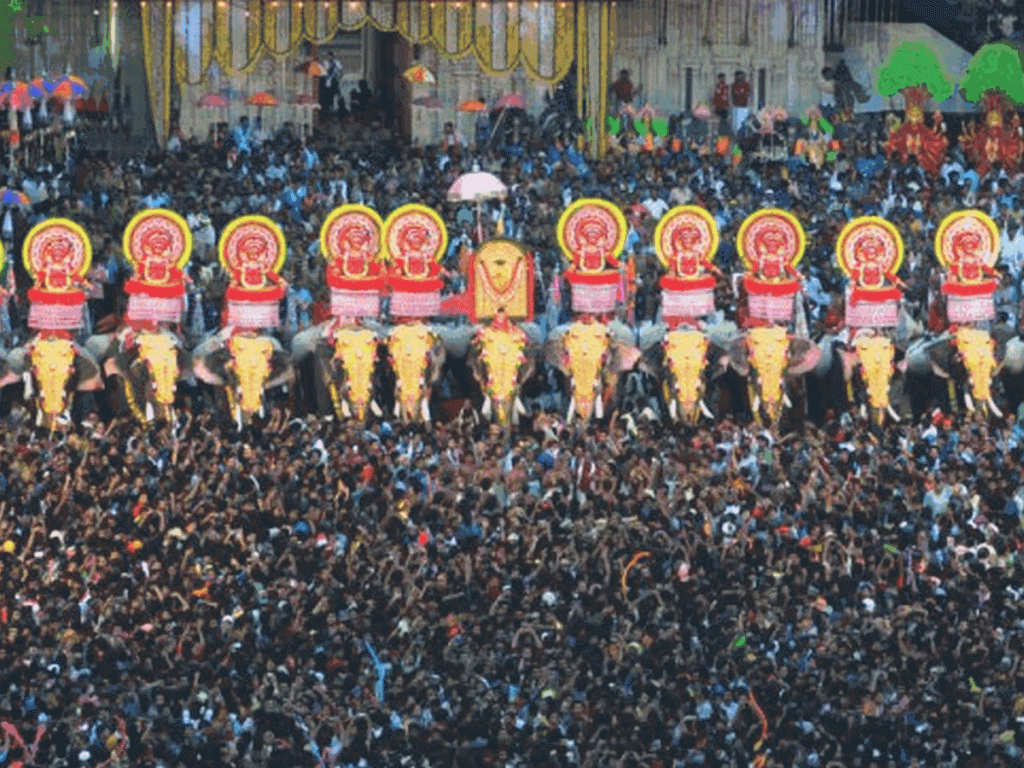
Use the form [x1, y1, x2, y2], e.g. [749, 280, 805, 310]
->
[731, 71, 751, 134]
[713, 73, 730, 126]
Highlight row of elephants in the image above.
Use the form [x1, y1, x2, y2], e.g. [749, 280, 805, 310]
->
[3, 312, 1023, 431]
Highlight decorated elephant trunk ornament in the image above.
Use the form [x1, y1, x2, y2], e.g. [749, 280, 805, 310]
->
[853, 335, 896, 423]
[563, 321, 611, 422]
[475, 318, 529, 426]
[954, 327, 1001, 416]
[227, 333, 275, 421]
[331, 326, 379, 421]
[746, 326, 790, 423]
[663, 329, 712, 423]
[30, 335, 77, 422]
[120, 329, 180, 423]
[388, 323, 438, 423]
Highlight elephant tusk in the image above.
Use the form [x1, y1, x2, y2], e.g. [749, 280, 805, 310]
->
[36, 409, 43, 427]
[23, 372, 32, 399]
[421, 398, 431, 423]
[752, 394, 761, 414]
[988, 397, 1003, 418]
[515, 396, 527, 416]
[965, 392, 975, 412]
[341, 399, 351, 419]
[566, 397, 575, 425]
[700, 399, 714, 419]
[481, 396, 492, 419]
[370, 400, 383, 418]
[235, 405, 243, 431]
[259, 405, 265, 420]
[595, 392, 604, 420]
[887, 405, 901, 422]
[145, 401, 155, 422]
[393, 400, 401, 418]
[669, 398, 677, 421]
[782, 392, 792, 409]
[860, 404, 867, 421]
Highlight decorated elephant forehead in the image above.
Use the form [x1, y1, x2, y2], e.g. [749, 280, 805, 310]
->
[666, 329, 709, 357]
[125, 210, 191, 270]
[565, 322, 610, 348]
[32, 335, 76, 365]
[836, 218, 903, 277]
[229, 334, 275, 359]
[656, 207, 718, 265]
[326, 213, 382, 259]
[936, 211, 999, 269]
[747, 326, 789, 352]
[387, 210, 445, 262]
[137, 331, 178, 356]
[24, 220, 92, 281]
[738, 210, 805, 269]
[478, 326, 528, 352]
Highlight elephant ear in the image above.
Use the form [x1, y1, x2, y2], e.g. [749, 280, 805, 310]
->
[637, 321, 667, 352]
[926, 335, 956, 379]
[788, 337, 822, 376]
[435, 324, 475, 360]
[265, 337, 296, 390]
[607, 319, 637, 348]
[84, 333, 115, 364]
[291, 323, 328, 360]
[1004, 337, 1024, 375]
[0, 349, 18, 388]
[520, 322, 546, 347]
[72, 345, 104, 392]
[703, 320, 741, 349]
[190, 335, 229, 386]
[544, 329, 569, 375]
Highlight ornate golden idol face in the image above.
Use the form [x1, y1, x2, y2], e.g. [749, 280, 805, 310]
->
[474, 241, 529, 321]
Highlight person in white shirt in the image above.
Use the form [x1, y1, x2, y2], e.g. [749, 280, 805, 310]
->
[642, 189, 669, 220]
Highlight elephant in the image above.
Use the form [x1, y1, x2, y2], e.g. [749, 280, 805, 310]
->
[86, 327, 191, 423]
[291, 320, 391, 421]
[899, 324, 1024, 418]
[545, 319, 642, 423]
[721, 327, 822, 426]
[637, 321, 743, 424]
[0, 335, 104, 428]
[385, 322, 448, 423]
[440, 319, 543, 427]
[192, 328, 294, 426]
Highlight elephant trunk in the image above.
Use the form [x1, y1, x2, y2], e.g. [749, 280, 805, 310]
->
[136, 331, 180, 408]
[954, 327, 997, 407]
[854, 336, 895, 416]
[665, 329, 709, 424]
[388, 324, 438, 423]
[747, 327, 789, 421]
[30, 337, 76, 417]
[563, 322, 611, 422]
[476, 325, 529, 427]
[333, 328, 378, 422]
[228, 334, 274, 417]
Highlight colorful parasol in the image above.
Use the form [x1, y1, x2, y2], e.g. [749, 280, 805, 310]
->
[402, 64, 437, 85]
[495, 93, 524, 109]
[247, 91, 279, 107]
[457, 99, 487, 113]
[299, 59, 327, 77]
[0, 188, 31, 206]
[448, 172, 507, 203]
[197, 92, 228, 108]
[1, 83, 33, 112]
[52, 74, 89, 100]
[28, 77, 49, 100]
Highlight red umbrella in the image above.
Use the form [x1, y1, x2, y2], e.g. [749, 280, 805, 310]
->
[1, 83, 33, 112]
[495, 94, 524, 109]
[197, 93, 229, 108]
[299, 59, 327, 77]
[52, 74, 89, 100]
[247, 91, 279, 107]
[457, 99, 487, 112]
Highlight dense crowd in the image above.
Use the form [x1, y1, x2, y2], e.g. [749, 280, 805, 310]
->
[3, 405, 1024, 768]
[3, 107, 1024, 768]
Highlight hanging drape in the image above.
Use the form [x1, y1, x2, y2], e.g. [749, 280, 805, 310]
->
[141, 0, 611, 155]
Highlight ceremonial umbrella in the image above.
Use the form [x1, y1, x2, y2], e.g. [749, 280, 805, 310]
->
[0, 188, 31, 206]
[247, 91, 279, 122]
[299, 59, 327, 77]
[197, 93, 228, 108]
[52, 74, 89, 100]
[495, 93, 524, 109]
[448, 171, 507, 241]
[402, 64, 436, 85]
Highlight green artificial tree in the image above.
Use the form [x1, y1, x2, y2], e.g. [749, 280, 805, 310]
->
[959, 42, 1024, 106]
[876, 40, 954, 106]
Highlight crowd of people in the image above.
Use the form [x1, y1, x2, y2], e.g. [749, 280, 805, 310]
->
[2, 102, 1024, 768]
